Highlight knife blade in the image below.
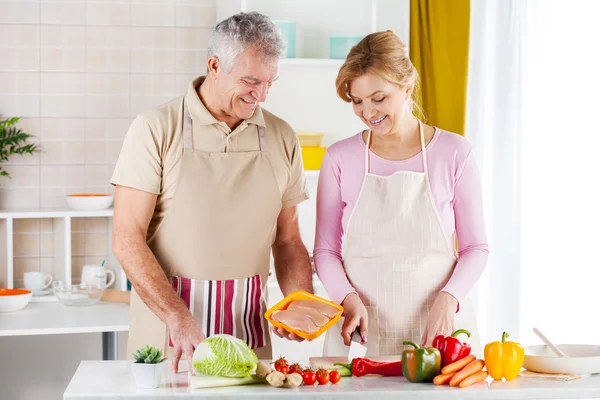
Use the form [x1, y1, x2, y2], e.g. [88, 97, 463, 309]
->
[348, 328, 367, 362]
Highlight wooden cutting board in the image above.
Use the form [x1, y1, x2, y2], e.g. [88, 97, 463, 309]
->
[309, 356, 400, 370]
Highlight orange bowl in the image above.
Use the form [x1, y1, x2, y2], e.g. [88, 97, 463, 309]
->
[65, 193, 113, 211]
[0, 289, 32, 312]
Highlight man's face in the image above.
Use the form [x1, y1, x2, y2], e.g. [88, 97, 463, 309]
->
[214, 47, 279, 122]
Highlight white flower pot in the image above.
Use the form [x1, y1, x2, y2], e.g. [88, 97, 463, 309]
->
[132, 361, 166, 389]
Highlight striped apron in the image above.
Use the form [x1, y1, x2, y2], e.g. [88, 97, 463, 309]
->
[126, 96, 281, 361]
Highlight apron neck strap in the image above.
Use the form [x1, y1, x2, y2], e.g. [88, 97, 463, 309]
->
[183, 99, 193, 150]
[183, 99, 268, 152]
[363, 120, 428, 175]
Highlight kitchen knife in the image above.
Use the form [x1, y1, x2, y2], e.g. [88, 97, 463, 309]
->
[348, 328, 367, 362]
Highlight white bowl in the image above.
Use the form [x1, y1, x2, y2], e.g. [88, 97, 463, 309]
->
[0, 289, 32, 312]
[524, 344, 600, 374]
[65, 194, 113, 211]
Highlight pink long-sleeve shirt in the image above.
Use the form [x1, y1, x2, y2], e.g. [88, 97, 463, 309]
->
[314, 128, 489, 306]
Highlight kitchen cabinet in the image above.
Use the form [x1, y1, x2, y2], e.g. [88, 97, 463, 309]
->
[65, 360, 600, 399]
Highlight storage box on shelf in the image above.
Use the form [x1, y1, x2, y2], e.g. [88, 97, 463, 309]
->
[0, 208, 127, 303]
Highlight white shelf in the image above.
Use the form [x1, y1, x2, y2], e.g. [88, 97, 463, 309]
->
[0, 302, 129, 337]
[280, 58, 344, 66]
[304, 170, 320, 178]
[0, 207, 114, 219]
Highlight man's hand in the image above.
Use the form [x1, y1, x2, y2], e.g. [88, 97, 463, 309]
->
[168, 315, 206, 374]
[271, 326, 305, 342]
[420, 291, 458, 346]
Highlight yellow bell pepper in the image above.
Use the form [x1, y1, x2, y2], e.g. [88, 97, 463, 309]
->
[484, 331, 524, 381]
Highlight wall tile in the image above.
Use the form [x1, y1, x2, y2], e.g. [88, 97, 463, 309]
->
[20, 25, 41, 47]
[0, 72, 18, 93]
[0, 47, 18, 70]
[18, 166, 41, 187]
[17, 73, 40, 94]
[87, 1, 130, 26]
[40, 187, 67, 208]
[85, 217, 107, 232]
[41, 118, 85, 141]
[14, 233, 41, 257]
[18, 48, 41, 71]
[0, 26, 19, 46]
[175, 4, 215, 27]
[14, 219, 41, 234]
[0, 2, 41, 24]
[41, 95, 86, 117]
[41, 1, 85, 25]
[0, 188, 40, 208]
[131, 3, 175, 27]
[175, 27, 212, 50]
[71, 217, 84, 233]
[14, 257, 41, 280]
[85, 233, 107, 255]
[85, 140, 107, 164]
[40, 233, 54, 257]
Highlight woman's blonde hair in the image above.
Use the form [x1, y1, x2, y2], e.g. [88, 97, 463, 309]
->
[335, 30, 423, 119]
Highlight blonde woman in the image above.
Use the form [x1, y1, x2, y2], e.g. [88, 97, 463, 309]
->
[314, 31, 488, 356]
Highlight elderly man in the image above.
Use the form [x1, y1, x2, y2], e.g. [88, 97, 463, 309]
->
[111, 12, 313, 372]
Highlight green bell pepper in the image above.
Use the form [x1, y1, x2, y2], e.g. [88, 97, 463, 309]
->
[401, 341, 441, 383]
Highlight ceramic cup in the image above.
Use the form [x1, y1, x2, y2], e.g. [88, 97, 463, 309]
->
[23, 272, 53, 292]
[81, 265, 115, 289]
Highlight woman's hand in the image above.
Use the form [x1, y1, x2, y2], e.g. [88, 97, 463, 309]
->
[420, 291, 458, 347]
[340, 293, 369, 346]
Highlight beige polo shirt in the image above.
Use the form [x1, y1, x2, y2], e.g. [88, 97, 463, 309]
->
[111, 76, 309, 240]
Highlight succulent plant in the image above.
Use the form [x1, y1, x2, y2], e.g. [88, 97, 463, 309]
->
[132, 345, 166, 364]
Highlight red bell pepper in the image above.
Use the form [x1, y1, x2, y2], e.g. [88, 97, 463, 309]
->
[432, 329, 472, 368]
[334, 358, 403, 377]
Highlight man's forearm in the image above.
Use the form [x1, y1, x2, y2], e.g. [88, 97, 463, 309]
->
[272, 238, 313, 295]
[114, 235, 191, 326]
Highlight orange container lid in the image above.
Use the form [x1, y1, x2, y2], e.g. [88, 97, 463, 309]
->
[264, 290, 343, 341]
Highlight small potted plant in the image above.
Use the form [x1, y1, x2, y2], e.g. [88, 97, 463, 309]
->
[131, 345, 167, 389]
[0, 117, 38, 178]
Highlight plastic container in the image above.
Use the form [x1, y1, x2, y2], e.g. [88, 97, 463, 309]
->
[330, 36, 362, 59]
[301, 146, 327, 170]
[273, 20, 296, 59]
[264, 290, 343, 341]
[297, 132, 324, 147]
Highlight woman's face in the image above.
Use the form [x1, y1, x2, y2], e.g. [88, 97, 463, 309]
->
[348, 72, 413, 137]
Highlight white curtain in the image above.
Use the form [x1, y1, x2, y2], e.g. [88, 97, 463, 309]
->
[467, 0, 600, 346]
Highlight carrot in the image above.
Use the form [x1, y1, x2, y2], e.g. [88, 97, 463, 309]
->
[441, 354, 476, 375]
[459, 371, 488, 388]
[449, 359, 485, 387]
[433, 373, 455, 385]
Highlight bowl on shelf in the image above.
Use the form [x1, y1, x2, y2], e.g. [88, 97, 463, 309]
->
[330, 36, 362, 59]
[65, 194, 113, 211]
[297, 132, 324, 147]
[52, 280, 104, 307]
[0, 289, 32, 312]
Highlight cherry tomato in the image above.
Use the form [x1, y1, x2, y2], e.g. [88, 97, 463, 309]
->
[273, 356, 288, 370]
[275, 365, 290, 374]
[316, 368, 330, 385]
[329, 370, 341, 384]
[289, 363, 304, 375]
[302, 370, 317, 385]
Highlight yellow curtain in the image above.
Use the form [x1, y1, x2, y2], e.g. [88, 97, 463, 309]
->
[409, 0, 470, 136]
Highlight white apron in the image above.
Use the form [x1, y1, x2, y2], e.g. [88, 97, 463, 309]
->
[323, 122, 481, 357]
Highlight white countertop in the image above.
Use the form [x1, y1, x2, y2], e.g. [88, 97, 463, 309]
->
[64, 361, 600, 399]
[0, 302, 129, 336]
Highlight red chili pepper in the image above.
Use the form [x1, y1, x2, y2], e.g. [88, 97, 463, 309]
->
[334, 358, 403, 377]
[432, 328, 472, 368]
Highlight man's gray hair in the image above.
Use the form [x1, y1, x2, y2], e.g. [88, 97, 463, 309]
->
[207, 12, 286, 73]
